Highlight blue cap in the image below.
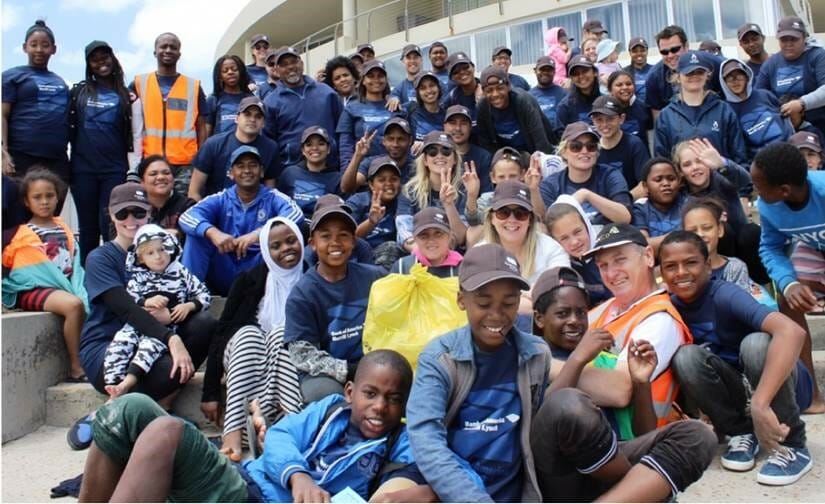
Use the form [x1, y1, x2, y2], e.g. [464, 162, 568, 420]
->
[678, 50, 711, 75]
[230, 145, 262, 165]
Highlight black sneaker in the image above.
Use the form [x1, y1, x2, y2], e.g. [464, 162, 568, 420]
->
[67, 412, 95, 450]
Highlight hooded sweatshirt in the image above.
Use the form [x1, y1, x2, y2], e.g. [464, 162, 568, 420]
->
[544, 27, 569, 85]
[719, 58, 794, 163]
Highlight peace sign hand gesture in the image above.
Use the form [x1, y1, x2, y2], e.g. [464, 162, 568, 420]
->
[355, 129, 377, 158]
[461, 161, 480, 199]
[439, 165, 457, 207]
[368, 189, 387, 225]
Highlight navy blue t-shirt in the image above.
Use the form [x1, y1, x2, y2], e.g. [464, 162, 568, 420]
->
[247, 64, 269, 90]
[283, 262, 385, 364]
[337, 99, 400, 170]
[408, 104, 446, 141]
[71, 85, 128, 174]
[539, 165, 631, 225]
[193, 130, 281, 196]
[508, 73, 530, 92]
[623, 63, 652, 104]
[277, 164, 343, 219]
[391, 78, 417, 106]
[444, 86, 479, 129]
[347, 191, 398, 247]
[462, 144, 493, 193]
[2, 66, 69, 159]
[490, 106, 527, 151]
[447, 334, 523, 502]
[631, 192, 687, 238]
[598, 133, 650, 189]
[555, 89, 600, 134]
[529, 85, 567, 126]
[622, 98, 653, 151]
[207, 92, 252, 135]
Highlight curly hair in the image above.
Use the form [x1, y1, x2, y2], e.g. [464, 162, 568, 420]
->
[323, 56, 360, 93]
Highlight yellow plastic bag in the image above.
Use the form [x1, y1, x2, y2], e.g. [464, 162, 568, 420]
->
[363, 263, 467, 370]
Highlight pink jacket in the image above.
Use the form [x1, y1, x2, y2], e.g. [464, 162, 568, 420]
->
[545, 27, 569, 85]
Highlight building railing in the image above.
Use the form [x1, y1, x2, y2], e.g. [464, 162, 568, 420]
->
[291, 0, 502, 57]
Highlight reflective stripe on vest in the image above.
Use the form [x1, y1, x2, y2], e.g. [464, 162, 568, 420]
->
[135, 73, 199, 165]
[589, 292, 692, 426]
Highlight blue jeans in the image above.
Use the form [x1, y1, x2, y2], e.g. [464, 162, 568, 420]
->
[71, 171, 125, 265]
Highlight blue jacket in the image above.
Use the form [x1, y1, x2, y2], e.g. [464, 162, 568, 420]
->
[654, 92, 747, 164]
[555, 87, 601, 135]
[406, 325, 550, 502]
[391, 77, 417, 106]
[720, 58, 794, 163]
[263, 77, 342, 167]
[244, 394, 417, 502]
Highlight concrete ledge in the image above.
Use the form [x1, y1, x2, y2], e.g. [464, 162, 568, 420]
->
[808, 315, 825, 351]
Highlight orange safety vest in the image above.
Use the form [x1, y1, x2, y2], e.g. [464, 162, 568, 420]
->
[134, 73, 200, 165]
[589, 291, 693, 427]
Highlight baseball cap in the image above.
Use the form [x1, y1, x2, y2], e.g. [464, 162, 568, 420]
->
[265, 48, 279, 63]
[789, 131, 822, 153]
[721, 60, 749, 79]
[490, 146, 525, 169]
[444, 104, 472, 122]
[677, 51, 710, 74]
[109, 182, 151, 214]
[357, 43, 375, 54]
[628, 37, 648, 50]
[85, 40, 112, 60]
[582, 19, 608, 34]
[561, 121, 599, 142]
[429, 41, 447, 53]
[250, 34, 270, 46]
[300, 125, 330, 144]
[414, 71, 439, 88]
[361, 59, 387, 75]
[589, 95, 624, 117]
[422, 130, 454, 150]
[383, 116, 411, 136]
[535, 56, 555, 69]
[698, 40, 721, 53]
[777, 16, 806, 39]
[480, 65, 509, 86]
[459, 243, 529, 291]
[532, 266, 587, 304]
[567, 54, 595, 73]
[596, 39, 620, 63]
[490, 180, 532, 212]
[491, 46, 512, 59]
[367, 156, 402, 179]
[275, 46, 300, 64]
[737, 23, 764, 41]
[447, 52, 473, 76]
[238, 96, 265, 115]
[310, 194, 357, 232]
[401, 44, 422, 59]
[413, 207, 451, 236]
[349, 52, 364, 62]
[583, 223, 648, 258]
[229, 145, 262, 166]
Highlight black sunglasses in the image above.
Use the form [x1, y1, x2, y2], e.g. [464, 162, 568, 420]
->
[568, 140, 599, 153]
[114, 207, 148, 221]
[494, 206, 531, 221]
[659, 45, 682, 56]
[424, 145, 453, 157]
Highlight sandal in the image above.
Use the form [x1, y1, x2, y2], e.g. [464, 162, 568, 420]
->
[65, 374, 88, 384]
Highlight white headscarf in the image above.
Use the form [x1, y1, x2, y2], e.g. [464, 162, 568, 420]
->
[256, 217, 305, 332]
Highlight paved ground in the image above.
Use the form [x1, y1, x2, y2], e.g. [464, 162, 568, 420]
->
[2, 414, 823, 502]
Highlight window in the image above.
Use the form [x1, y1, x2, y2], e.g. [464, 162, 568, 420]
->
[586, 3, 625, 46]
[474, 27, 507, 66]
[628, 0, 668, 45]
[384, 54, 406, 87]
[445, 36, 472, 62]
[510, 20, 544, 66]
[719, 0, 765, 39]
[673, 0, 716, 42]
[546, 11, 581, 48]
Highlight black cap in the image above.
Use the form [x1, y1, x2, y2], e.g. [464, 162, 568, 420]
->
[532, 266, 587, 304]
[589, 95, 624, 117]
[357, 43, 375, 54]
[413, 207, 451, 236]
[85, 40, 112, 60]
[310, 194, 357, 232]
[678, 51, 711, 75]
[414, 70, 439, 88]
[361, 59, 387, 75]
[737, 23, 764, 40]
[422, 131, 454, 150]
[109, 182, 151, 214]
[789, 131, 822, 153]
[561, 121, 599, 142]
[238, 96, 265, 115]
[628, 37, 648, 50]
[401, 44, 422, 59]
[584, 223, 648, 258]
[250, 34, 270, 46]
[429, 41, 447, 53]
[490, 146, 525, 169]
[459, 243, 529, 291]
[491, 46, 512, 59]
[383, 116, 411, 135]
[275, 46, 300, 64]
[535, 56, 555, 69]
[447, 52, 473, 76]
[698, 40, 721, 53]
[490, 180, 532, 212]
[721, 60, 749, 79]
[583, 19, 608, 34]
[777, 16, 806, 39]
[480, 65, 509, 86]
[567, 54, 595, 72]
[444, 104, 471, 122]
[300, 125, 330, 144]
[367, 156, 402, 179]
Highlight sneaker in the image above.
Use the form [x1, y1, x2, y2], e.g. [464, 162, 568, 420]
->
[721, 433, 759, 471]
[66, 412, 95, 451]
[757, 446, 813, 485]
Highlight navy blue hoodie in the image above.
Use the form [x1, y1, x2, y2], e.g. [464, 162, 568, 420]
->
[645, 52, 723, 111]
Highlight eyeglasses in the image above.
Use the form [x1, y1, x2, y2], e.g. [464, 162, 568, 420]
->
[568, 140, 599, 153]
[114, 207, 148, 221]
[659, 45, 683, 56]
[424, 146, 453, 157]
[494, 206, 531, 221]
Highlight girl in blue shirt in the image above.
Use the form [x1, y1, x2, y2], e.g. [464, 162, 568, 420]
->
[608, 70, 653, 151]
[407, 71, 446, 143]
[206, 55, 252, 136]
[555, 56, 601, 136]
[70, 41, 132, 264]
[2, 20, 70, 181]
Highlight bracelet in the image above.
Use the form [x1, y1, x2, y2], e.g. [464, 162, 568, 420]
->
[782, 281, 801, 297]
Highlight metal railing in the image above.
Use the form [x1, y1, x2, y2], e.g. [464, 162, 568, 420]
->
[291, 0, 503, 58]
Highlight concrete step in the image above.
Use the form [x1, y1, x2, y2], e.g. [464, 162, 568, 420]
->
[45, 372, 217, 430]
[808, 315, 825, 351]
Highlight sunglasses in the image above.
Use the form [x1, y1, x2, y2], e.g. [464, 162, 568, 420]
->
[424, 145, 453, 157]
[568, 140, 599, 153]
[494, 206, 531, 221]
[659, 45, 682, 55]
[114, 207, 148, 221]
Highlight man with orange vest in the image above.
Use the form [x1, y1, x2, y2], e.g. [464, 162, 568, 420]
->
[132, 32, 208, 195]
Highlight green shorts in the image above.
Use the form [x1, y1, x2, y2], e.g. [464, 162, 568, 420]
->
[92, 393, 248, 502]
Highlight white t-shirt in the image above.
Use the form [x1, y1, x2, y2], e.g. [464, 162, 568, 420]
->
[616, 311, 683, 380]
[528, 233, 571, 285]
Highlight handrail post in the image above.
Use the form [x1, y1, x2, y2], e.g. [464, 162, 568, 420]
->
[448, 0, 453, 34]
[498, 0, 503, 15]
[333, 22, 339, 56]
[404, 0, 410, 41]
[305, 38, 310, 72]
[368, 11, 373, 43]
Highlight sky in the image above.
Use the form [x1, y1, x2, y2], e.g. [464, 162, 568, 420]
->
[2, 0, 250, 94]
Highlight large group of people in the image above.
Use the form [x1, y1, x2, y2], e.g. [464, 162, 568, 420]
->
[2, 12, 825, 503]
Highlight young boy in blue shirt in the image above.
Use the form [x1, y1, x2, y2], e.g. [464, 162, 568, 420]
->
[347, 156, 401, 249]
[660, 230, 814, 485]
[285, 194, 386, 404]
[407, 243, 551, 502]
[277, 125, 343, 219]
